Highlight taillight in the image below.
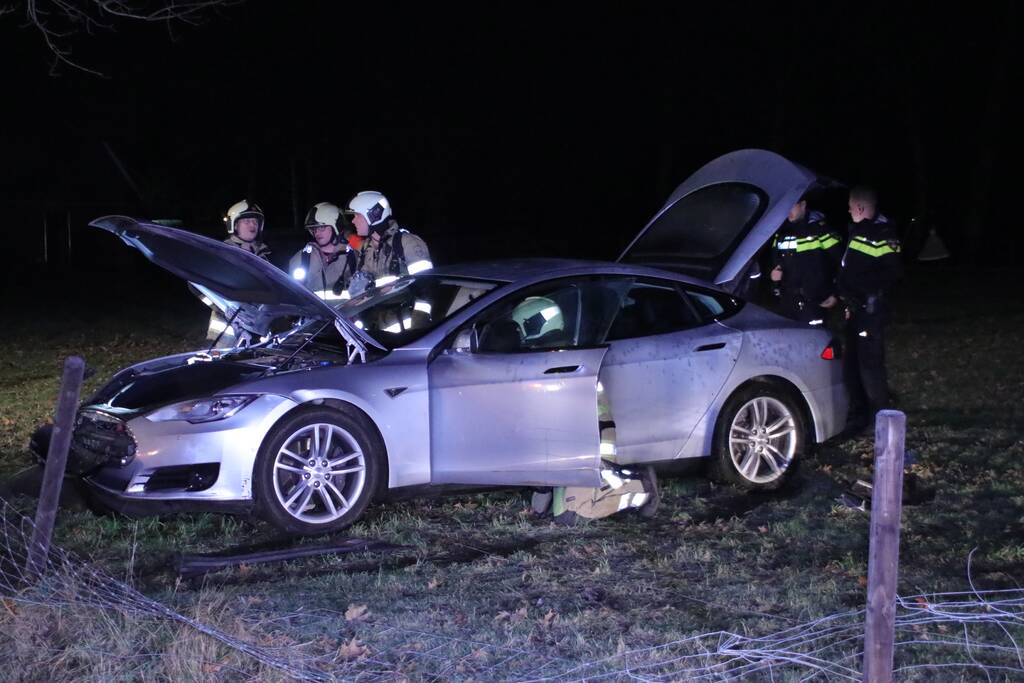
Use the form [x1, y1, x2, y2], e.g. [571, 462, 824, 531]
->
[821, 343, 838, 360]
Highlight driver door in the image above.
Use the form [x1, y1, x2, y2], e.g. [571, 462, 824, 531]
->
[428, 278, 607, 487]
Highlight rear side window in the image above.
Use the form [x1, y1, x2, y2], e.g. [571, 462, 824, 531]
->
[605, 281, 701, 341]
[623, 182, 767, 261]
[685, 288, 742, 322]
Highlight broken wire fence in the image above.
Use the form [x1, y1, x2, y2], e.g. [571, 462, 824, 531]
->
[2, 495, 1023, 681]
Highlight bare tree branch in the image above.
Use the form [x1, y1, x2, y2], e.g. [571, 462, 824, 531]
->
[14, 0, 242, 75]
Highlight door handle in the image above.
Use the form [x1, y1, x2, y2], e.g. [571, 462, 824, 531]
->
[544, 365, 581, 374]
[695, 342, 726, 352]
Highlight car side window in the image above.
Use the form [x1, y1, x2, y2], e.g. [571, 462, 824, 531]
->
[684, 287, 741, 322]
[604, 280, 702, 342]
[477, 282, 583, 353]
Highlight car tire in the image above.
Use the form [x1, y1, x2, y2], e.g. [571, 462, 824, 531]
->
[254, 406, 382, 535]
[709, 384, 805, 491]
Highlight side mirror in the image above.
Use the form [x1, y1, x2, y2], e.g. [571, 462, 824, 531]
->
[452, 326, 478, 354]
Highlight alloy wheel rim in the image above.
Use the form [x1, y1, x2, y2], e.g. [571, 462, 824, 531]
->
[272, 423, 366, 524]
[728, 397, 797, 484]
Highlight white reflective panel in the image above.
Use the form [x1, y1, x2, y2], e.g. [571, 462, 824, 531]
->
[540, 306, 560, 321]
[599, 442, 616, 456]
[413, 301, 432, 314]
[808, 319, 824, 326]
[777, 239, 798, 250]
[200, 296, 213, 306]
[292, 267, 306, 280]
[383, 322, 402, 334]
[407, 259, 433, 275]
[601, 469, 624, 489]
[375, 275, 398, 287]
[340, 290, 351, 300]
[208, 320, 232, 334]
[314, 290, 346, 301]
[402, 317, 413, 329]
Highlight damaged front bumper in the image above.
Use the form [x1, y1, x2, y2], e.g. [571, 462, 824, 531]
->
[30, 393, 299, 515]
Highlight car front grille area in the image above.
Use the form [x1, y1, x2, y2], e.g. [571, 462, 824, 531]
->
[69, 410, 138, 474]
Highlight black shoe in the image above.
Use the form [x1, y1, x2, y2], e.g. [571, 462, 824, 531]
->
[638, 466, 660, 519]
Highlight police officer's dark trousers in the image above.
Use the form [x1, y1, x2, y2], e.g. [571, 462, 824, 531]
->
[843, 308, 889, 425]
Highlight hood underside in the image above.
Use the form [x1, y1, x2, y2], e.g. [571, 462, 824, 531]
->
[90, 216, 381, 350]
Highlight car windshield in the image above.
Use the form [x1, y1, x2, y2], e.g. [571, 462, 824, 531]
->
[334, 274, 502, 350]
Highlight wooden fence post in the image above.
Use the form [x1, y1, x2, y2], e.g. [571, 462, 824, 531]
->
[25, 356, 85, 580]
[862, 409, 907, 683]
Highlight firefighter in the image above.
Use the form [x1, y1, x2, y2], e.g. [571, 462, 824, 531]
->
[288, 202, 358, 303]
[836, 186, 903, 435]
[206, 200, 271, 346]
[768, 195, 842, 325]
[345, 191, 432, 296]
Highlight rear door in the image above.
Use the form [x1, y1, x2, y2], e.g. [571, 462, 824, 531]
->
[598, 278, 742, 464]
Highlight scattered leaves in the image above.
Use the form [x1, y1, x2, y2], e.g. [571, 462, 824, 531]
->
[345, 604, 370, 622]
[538, 608, 558, 628]
[337, 637, 370, 661]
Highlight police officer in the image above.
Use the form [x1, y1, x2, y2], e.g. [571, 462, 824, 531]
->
[346, 191, 431, 296]
[206, 200, 271, 346]
[768, 195, 842, 324]
[836, 186, 903, 435]
[288, 202, 358, 302]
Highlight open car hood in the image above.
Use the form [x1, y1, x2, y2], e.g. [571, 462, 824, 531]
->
[90, 216, 383, 352]
[617, 149, 823, 293]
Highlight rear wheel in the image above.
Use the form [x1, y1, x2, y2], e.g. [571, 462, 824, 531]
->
[254, 407, 381, 535]
[710, 385, 805, 491]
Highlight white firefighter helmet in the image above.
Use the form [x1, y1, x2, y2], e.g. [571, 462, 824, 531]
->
[347, 190, 392, 227]
[224, 200, 265, 236]
[304, 201, 342, 238]
[511, 296, 563, 341]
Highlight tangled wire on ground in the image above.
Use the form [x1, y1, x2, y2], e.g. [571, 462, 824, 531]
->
[2, 496, 1023, 681]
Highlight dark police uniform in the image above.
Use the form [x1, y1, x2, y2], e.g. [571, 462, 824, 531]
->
[769, 211, 842, 323]
[836, 215, 903, 428]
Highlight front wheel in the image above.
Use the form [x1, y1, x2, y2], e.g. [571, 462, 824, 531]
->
[254, 407, 381, 535]
[709, 385, 805, 491]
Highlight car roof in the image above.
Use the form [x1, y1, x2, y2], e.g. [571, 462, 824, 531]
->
[429, 257, 729, 292]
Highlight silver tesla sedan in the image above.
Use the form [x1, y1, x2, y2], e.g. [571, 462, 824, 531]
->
[58, 150, 847, 534]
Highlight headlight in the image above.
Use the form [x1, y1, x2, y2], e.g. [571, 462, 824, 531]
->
[146, 395, 258, 424]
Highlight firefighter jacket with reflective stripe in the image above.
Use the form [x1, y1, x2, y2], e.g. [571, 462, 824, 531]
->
[207, 235, 273, 342]
[836, 216, 903, 309]
[288, 242, 357, 302]
[769, 213, 842, 307]
[223, 234, 271, 260]
[357, 219, 432, 281]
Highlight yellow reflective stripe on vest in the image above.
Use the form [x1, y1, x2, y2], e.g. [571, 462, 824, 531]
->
[795, 238, 822, 252]
[819, 234, 841, 249]
[849, 237, 901, 257]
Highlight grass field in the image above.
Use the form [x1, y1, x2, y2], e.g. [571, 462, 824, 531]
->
[1, 266, 1023, 681]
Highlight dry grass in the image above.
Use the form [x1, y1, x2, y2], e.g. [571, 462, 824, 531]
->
[1, 266, 1023, 680]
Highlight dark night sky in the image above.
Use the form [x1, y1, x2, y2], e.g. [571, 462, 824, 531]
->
[1, 3, 1020, 272]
